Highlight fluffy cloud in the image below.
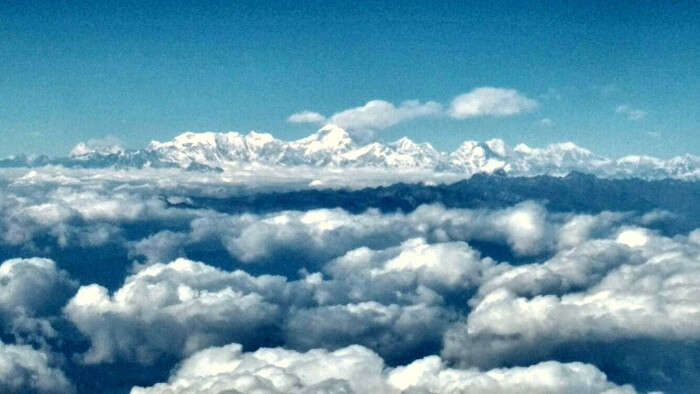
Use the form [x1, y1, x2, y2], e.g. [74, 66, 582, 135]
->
[0, 258, 76, 317]
[284, 301, 450, 364]
[0, 258, 77, 342]
[325, 238, 502, 295]
[0, 341, 74, 394]
[184, 202, 573, 269]
[287, 111, 327, 124]
[443, 229, 700, 372]
[286, 87, 537, 133]
[64, 259, 287, 364]
[449, 87, 538, 118]
[288, 99, 443, 132]
[63, 245, 470, 366]
[615, 105, 647, 121]
[131, 342, 637, 394]
[328, 99, 442, 131]
[0, 164, 696, 393]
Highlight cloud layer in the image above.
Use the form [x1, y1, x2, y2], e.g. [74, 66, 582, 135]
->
[0, 165, 695, 393]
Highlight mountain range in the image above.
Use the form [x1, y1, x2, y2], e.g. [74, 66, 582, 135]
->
[3, 124, 698, 180]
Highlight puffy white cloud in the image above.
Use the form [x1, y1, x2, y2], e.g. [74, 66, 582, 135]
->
[0, 341, 74, 394]
[0, 258, 77, 317]
[326, 238, 502, 294]
[0, 258, 77, 342]
[0, 155, 696, 393]
[0, 183, 192, 249]
[187, 202, 569, 268]
[131, 342, 637, 394]
[128, 230, 189, 264]
[615, 105, 647, 121]
[284, 301, 451, 363]
[64, 259, 287, 364]
[556, 212, 625, 250]
[287, 87, 538, 133]
[328, 99, 442, 131]
[472, 239, 640, 306]
[62, 248, 462, 366]
[287, 111, 327, 124]
[449, 87, 538, 119]
[443, 229, 700, 369]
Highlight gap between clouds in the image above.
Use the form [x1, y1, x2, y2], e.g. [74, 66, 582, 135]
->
[288, 87, 538, 132]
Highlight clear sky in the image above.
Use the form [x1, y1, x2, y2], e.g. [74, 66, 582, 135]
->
[1, 0, 698, 158]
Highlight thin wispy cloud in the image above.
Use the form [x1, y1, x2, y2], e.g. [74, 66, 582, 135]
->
[538, 118, 554, 127]
[615, 105, 647, 121]
[287, 111, 326, 124]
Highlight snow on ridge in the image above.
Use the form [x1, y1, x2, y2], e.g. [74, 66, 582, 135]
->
[6, 125, 699, 180]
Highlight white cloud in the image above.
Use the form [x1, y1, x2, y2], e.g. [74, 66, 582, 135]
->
[449, 87, 538, 118]
[443, 229, 700, 369]
[615, 105, 647, 121]
[287, 111, 327, 124]
[131, 342, 637, 394]
[0, 341, 75, 393]
[0, 258, 77, 342]
[328, 99, 442, 131]
[64, 258, 286, 364]
[539, 117, 554, 127]
[0, 258, 76, 317]
[284, 301, 450, 362]
[286, 87, 538, 132]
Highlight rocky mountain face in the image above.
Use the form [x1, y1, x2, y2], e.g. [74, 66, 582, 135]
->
[2, 124, 698, 180]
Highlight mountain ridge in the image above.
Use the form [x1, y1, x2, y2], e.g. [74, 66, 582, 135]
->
[2, 124, 698, 180]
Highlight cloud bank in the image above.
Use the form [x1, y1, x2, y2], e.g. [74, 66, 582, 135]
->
[0, 164, 695, 393]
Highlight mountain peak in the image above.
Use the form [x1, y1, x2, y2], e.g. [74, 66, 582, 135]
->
[295, 124, 354, 153]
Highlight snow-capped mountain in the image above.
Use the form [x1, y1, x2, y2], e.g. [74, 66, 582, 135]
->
[1, 124, 698, 180]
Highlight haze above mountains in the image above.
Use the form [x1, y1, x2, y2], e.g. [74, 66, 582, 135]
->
[4, 124, 699, 181]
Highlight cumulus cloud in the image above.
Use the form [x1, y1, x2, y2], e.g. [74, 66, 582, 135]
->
[443, 229, 700, 374]
[131, 342, 637, 394]
[284, 301, 450, 364]
[287, 111, 327, 124]
[449, 87, 538, 118]
[615, 105, 647, 121]
[286, 87, 537, 133]
[0, 341, 75, 394]
[0, 163, 696, 393]
[325, 238, 502, 295]
[64, 242, 477, 366]
[0, 258, 77, 343]
[0, 258, 77, 317]
[64, 258, 286, 364]
[328, 99, 442, 131]
[225, 202, 568, 265]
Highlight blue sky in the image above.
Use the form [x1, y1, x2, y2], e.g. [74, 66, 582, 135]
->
[1, 0, 698, 157]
